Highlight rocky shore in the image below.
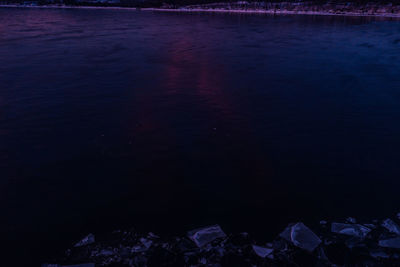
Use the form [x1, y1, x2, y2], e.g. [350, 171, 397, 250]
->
[43, 215, 400, 267]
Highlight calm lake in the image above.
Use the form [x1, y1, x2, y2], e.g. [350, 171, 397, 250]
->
[1, 7, 400, 265]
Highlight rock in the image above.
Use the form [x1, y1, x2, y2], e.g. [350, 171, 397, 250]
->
[370, 250, 390, 259]
[319, 220, 327, 225]
[147, 232, 160, 239]
[382, 219, 400, 235]
[252, 245, 273, 259]
[379, 237, 400, 249]
[74, 234, 95, 247]
[215, 245, 225, 257]
[42, 264, 95, 267]
[280, 222, 321, 252]
[176, 237, 197, 252]
[133, 255, 147, 267]
[187, 225, 226, 247]
[346, 217, 357, 224]
[63, 264, 95, 267]
[46, 216, 400, 266]
[323, 242, 351, 265]
[272, 239, 288, 251]
[240, 232, 249, 237]
[331, 223, 371, 239]
[98, 249, 114, 257]
[119, 247, 131, 257]
[363, 223, 377, 229]
[140, 237, 153, 249]
[344, 237, 365, 249]
[316, 247, 329, 261]
[131, 245, 148, 253]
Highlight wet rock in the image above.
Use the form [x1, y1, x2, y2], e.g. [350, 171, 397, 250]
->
[74, 234, 95, 247]
[323, 242, 351, 265]
[199, 257, 207, 264]
[382, 218, 400, 235]
[147, 246, 184, 267]
[252, 245, 273, 259]
[64, 265, 95, 267]
[331, 223, 371, 239]
[140, 237, 153, 249]
[363, 223, 377, 229]
[98, 249, 114, 257]
[175, 237, 197, 252]
[187, 225, 226, 247]
[131, 244, 148, 253]
[133, 255, 147, 267]
[280, 222, 321, 252]
[119, 247, 131, 258]
[379, 237, 400, 249]
[316, 247, 329, 261]
[147, 232, 159, 239]
[344, 236, 365, 249]
[45, 215, 400, 266]
[42, 264, 95, 267]
[346, 217, 357, 224]
[370, 249, 390, 259]
[214, 245, 225, 257]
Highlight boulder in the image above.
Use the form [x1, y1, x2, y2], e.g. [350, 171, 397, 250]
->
[188, 225, 226, 247]
[252, 245, 274, 259]
[331, 223, 371, 239]
[280, 222, 321, 252]
[379, 237, 400, 249]
[382, 219, 400, 235]
[74, 234, 95, 247]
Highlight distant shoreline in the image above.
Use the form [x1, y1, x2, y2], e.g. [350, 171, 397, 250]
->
[1, 3, 400, 18]
[143, 7, 400, 18]
[0, 4, 131, 10]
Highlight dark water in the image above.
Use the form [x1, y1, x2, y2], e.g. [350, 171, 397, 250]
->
[1, 7, 400, 265]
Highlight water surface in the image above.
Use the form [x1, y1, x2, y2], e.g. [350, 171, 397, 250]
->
[1, 7, 400, 265]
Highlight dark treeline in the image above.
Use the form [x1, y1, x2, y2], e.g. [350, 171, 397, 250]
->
[2, 0, 400, 8]
[152, 0, 400, 8]
[163, 0, 400, 8]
